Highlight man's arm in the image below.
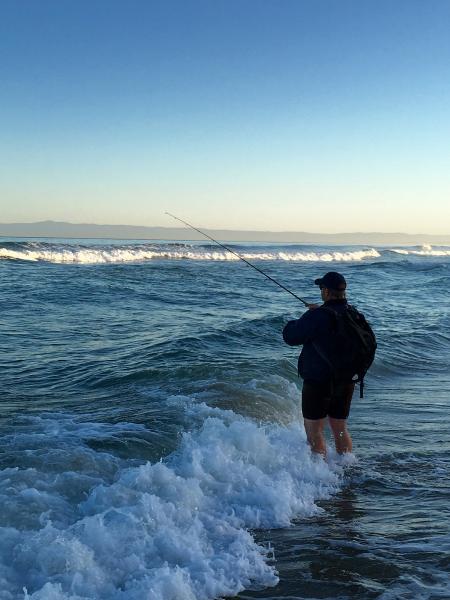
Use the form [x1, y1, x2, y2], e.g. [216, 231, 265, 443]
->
[282, 309, 318, 346]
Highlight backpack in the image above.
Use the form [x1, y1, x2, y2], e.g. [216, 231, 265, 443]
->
[312, 305, 377, 398]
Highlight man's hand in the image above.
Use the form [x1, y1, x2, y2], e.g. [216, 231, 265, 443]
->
[307, 303, 321, 310]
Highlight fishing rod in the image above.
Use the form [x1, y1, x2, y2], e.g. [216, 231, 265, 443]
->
[165, 212, 309, 306]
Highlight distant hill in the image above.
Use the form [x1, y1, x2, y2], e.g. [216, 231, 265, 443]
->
[1, 220, 450, 245]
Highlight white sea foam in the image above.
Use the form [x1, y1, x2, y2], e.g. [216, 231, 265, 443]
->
[0, 245, 381, 264]
[0, 403, 345, 600]
[390, 244, 450, 257]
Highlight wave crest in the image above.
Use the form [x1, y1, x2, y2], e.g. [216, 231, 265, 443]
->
[390, 244, 450, 257]
[0, 242, 381, 264]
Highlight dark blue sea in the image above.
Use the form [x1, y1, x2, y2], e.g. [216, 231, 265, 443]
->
[1, 238, 449, 600]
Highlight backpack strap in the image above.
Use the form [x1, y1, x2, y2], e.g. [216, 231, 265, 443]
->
[311, 339, 335, 374]
[312, 338, 364, 396]
[311, 306, 341, 376]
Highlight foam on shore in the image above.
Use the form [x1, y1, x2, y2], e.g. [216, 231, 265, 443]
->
[0, 402, 346, 599]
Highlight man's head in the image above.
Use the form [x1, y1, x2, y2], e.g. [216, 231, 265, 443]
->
[314, 271, 347, 301]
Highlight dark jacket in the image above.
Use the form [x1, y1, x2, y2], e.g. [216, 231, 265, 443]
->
[283, 299, 350, 383]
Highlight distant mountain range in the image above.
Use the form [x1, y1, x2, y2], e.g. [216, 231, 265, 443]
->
[1, 220, 450, 245]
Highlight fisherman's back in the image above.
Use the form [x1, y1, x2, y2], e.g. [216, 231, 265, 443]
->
[283, 298, 350, 383]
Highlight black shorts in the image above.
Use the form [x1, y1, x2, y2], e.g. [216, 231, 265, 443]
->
[302, 380, 355, 420]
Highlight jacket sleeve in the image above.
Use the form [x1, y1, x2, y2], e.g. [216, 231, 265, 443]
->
[282, 311, 317, 346]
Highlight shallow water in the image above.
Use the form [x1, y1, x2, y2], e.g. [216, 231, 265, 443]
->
[1, 239, 449, 599]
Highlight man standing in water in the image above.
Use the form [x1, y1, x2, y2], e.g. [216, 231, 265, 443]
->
[283, 272, 376, 457]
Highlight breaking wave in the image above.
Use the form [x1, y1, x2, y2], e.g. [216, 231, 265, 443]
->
[0, 241, 380, 264]
[390, 244, 450, 257]
[0, 398, 349, 600]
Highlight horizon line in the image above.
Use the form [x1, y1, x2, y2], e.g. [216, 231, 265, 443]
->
[1, 219, 449, 237]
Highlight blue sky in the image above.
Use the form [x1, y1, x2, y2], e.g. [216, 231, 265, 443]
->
[1, 0, 450, 233]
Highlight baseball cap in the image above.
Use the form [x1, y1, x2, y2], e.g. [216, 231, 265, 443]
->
[314, 271, 347, 291]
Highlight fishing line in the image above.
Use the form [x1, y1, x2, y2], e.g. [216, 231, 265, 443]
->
[165, 212, 309, 306]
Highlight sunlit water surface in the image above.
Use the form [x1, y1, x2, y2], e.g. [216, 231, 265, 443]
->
[1, 239, 449, 600]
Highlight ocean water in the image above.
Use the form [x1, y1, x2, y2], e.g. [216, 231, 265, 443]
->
[1, 238, 449, 600]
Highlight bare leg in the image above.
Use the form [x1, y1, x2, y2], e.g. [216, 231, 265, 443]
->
[328, 417, 352, 454]
[303, 418, 327, 457]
